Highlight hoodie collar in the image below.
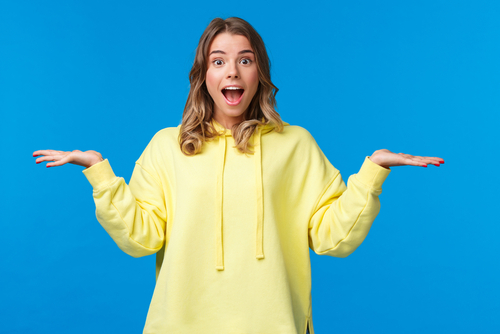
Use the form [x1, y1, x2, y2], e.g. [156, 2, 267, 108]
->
[210, 118, 287, 271]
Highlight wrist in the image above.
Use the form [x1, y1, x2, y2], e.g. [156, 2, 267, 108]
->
[368, 156, 390, 170]
[87, 157, 104, 168]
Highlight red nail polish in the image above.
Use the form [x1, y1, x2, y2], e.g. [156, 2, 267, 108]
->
[33, 154, 38, 157]
[434, 164, 440, 167]
[440, 160, 444, 164]
[36, 161, 40, 164]
[423, 164, 427, 167]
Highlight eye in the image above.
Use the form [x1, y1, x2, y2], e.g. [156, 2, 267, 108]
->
[240, 58, 252, 65]
[213, 59, 224, 66]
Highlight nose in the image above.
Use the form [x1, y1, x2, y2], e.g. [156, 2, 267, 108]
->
[226, 61, 239, 79]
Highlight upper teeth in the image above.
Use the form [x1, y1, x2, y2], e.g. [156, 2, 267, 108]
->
[224, 87, 242, 90]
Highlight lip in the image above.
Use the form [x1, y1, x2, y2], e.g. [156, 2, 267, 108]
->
[222, 84, 244, 90]
[221, 85, 245, 106]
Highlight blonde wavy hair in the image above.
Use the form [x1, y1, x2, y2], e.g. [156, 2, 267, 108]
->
[179, 17, 284, 156]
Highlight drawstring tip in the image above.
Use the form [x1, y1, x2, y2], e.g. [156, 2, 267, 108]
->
[216, 265, 224, 271]
[256, 254, 265, 260]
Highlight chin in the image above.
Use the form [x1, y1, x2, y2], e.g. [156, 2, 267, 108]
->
[217, 105, 249, 119]
[225, 110, 246, 118]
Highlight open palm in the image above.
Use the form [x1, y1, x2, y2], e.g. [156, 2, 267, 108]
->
[369, 149, 444, 168]
[33, 149, 103, 168]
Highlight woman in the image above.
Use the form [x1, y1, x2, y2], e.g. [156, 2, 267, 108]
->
[33, 17, 443, 334]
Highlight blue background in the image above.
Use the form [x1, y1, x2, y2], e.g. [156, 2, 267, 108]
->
[1, 0, 499, 333]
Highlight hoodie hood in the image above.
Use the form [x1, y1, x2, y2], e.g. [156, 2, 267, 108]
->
[211, 118, 290, 271]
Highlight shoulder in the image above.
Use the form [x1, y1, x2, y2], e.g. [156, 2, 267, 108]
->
[275, 124, 318, 147]
[262, 124, 322, 161]
[140, 125, 181, 151]
[150, 125, 181, 142]
[267, 123, 337, 179]
[284, 125, 315, 138]
[281, 124, 328, 161]
[135, 125, 180, 164]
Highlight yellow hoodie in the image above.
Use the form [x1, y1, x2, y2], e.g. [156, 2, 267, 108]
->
[82, 119, 391, 334]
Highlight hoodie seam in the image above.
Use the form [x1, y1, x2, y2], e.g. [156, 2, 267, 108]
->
[314, 188, 370, 255]
[109, 200, 163, 252]
[91, 176, 121, 194]
[308, 171, 340, 223]
[352, 172, 382, 195]
[135, 162, 163, 188]
[135, 161, 169, 228]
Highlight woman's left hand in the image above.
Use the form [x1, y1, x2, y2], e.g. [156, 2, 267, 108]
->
[369, 149, 444, 169]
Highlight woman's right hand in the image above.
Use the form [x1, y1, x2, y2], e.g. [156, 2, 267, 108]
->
[33, 149, 104, 168]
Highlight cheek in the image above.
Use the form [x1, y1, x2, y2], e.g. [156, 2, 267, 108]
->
[205, 70, 220, 99]
[247, 70, 259, 96]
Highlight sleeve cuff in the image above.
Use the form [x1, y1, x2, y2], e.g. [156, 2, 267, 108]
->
[82, 159, 117, 190]
[355, 156, 391, 190]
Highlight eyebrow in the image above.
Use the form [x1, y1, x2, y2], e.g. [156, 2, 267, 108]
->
[209, 49, 255, 56]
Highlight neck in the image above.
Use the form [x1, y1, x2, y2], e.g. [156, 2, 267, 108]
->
[212, 112, 245, 129]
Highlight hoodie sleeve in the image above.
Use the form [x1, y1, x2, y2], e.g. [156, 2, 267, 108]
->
[307, 146, 391, 258]
[82, 157, 167, 258]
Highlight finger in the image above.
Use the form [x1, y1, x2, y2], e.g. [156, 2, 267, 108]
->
[410, 156, 429, 162]
[409, 155, 438, 163]
[36, 155, 58, 165]
[398, 153, 424, 159]
[399, 153, 444, 166]
[401, 154, 428, 163]
[47, 155, 72, 167]
[403, 154, 444, 163]
[423, 156, 445, 164]
[397, 153, 426, 166]
[411, 157, 445, 167]
[36, 151, 69, 164]
[415, 156, 443, 163]
[402, 157, 429, 167]
[422, 158, 444, 166]
[33, 150, 63, 157]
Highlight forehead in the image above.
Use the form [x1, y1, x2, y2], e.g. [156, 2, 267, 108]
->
[208, 32, 253, 54]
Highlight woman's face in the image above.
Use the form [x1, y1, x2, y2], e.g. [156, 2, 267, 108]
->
[206, 32, 259, 128]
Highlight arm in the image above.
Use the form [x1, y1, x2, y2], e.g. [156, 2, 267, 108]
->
[33, 140, 169, 258]
[82, 159, 167, 258]
[308, 157, 391, 257]
[308, 146, 444, 257]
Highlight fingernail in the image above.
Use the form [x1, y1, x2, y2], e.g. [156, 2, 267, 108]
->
[46, 165, 50, 168]
[36, 161, 40, 164]
[33, 154, 38, 157]
[423, 164, 427, 167]
[434, 164, 440, 167]
[440, 160, 444, 164]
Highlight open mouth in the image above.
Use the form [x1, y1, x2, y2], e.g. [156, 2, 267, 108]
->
[222, 87, 245, 105]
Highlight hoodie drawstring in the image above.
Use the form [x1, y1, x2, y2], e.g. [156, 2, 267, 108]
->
[215, 134, 227, 270]
[254, 127, 265, 260]
[215, 125, 264, 271]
